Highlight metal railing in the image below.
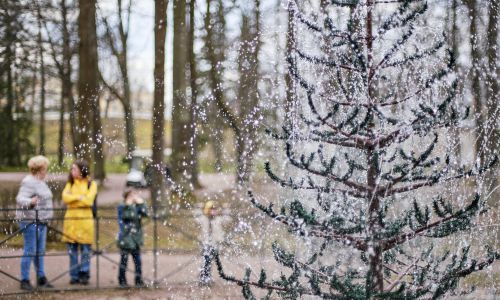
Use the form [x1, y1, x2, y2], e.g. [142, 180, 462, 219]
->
[0, 204, 201, 296]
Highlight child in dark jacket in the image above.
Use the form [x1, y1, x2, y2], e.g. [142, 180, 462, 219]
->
[117, 189, 148, 287]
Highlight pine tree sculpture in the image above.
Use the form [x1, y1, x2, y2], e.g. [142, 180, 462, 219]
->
[216, 0, 498, 299]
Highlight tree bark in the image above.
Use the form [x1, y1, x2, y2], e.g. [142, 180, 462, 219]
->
[151, 0, 168, 204]
[172, 0, 194, 189]
[449, 0, 462, 165]
[77, 0, 98, 162]
[366, 0, 384, 294]
[58, 86, 65, 166]
[93, 92, 105, 180]
[484, 0, 499, 187]
[3, 3, 18, 166]
[78, 0, 105, 180]
[285, 1, 296, 126]
[5, 45, 17, 166]
[188, 0, 200, 187]
[46, 0, 75, 164]
[204, 0, 226, 172]
[101, 0, 136, 158]
[483, 0, 499, 162]
[465, 0, 485, 163]
[206, 0, 261, 185]
[63, 0, 78, 158]
[235, 0, 261, 185]
[37, 5, 46, 156]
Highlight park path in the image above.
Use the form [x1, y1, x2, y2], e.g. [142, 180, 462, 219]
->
[0, 248, 276, 298]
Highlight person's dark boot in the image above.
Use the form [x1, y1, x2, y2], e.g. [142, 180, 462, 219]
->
[20, 280, 33, 291]
[69, 278, 79, 284]
[119, 279, 129, 288]
[38, 276, 54, 288]
[79, 272, 89, 285]
[135, 277, 145, 288]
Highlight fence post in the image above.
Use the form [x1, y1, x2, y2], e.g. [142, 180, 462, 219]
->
[153, 201, 158, 286]
[95, 207, 100, 288]
[35, 208, 39, 288]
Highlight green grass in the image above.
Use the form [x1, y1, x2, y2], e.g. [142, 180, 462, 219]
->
[30, 118, 172, 155]
[0, 118, 174, 173]
[0, 207, 199, 252]
[14, 117, 240, 174]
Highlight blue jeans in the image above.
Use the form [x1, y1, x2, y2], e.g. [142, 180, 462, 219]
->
[118, 250, 142, 284]
[67, 243, 91, 280]
[200, 245, 215, 284]
[19, 221, 47, 281]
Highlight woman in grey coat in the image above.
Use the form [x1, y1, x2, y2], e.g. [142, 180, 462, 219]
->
[16, 155, 54, 290]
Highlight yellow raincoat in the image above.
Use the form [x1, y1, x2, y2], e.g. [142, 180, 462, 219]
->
[61, 179, 97, 244]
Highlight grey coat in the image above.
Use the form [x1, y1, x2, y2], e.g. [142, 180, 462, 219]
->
[16, 175, 54, 222]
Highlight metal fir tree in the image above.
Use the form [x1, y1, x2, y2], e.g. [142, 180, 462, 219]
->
[216, 0, 499, 299]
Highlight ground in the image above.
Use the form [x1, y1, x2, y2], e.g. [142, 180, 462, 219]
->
[0, 249, 268, 299]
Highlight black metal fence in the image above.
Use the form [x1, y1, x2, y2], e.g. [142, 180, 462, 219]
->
[0, 205, 202, 296]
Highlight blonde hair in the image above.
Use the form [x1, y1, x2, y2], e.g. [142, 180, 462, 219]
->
[28, 155, 49, 175]
[203, 201, 216, 215]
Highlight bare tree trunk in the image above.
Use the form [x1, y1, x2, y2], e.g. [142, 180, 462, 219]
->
[172, 0, 194, 189]
[78, 0, 105, 181]
[67, 86, 78, 156]
[204, 0, 226, 172]
[118, 0, 136, 158]
[5, 28, 16, 165]
[37, 5, 46, 155]
[205, 0, 261, 185]
[235, 0, 261, 185]
[77, 0, 98, 162]
[93, 93, 105, 181]
[211, 122, 224, 171]
[484, 0, 499, 160]
[101, 0, 136, 158]
[465, 0, 484, 163]
[285, 1, 296, 126]
[63, 0, 78, 157]
[58, 88, 65, 165]
[88, 5, 105, 181]
[151, 0, 168, 204]
[449, 0, 462, 165]
[46, 0, 74, 164]
[484, 0, 499, 187]
[366, 0, 384, 293]
[188, 0, 200, 188]
[4, 6, 19, 166]
[123, 103, 135, 156]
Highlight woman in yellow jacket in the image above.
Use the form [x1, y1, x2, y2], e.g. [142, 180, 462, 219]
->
[62, 160, 97, 285]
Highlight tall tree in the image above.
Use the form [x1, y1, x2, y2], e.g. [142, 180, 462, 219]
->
[77, 0, 98, 161]
[36, 2, 47, 156]
[78, 0, 105, 179]
[46, 0, 78, 164]
[465, 0, 484, 163]
[203, 0, 226, 172]
[188, 0, 200, 187]
[448, 0, 462, 165]
[151, 0, 168, 204]
[216, 1, 499, 298]
[0, 0, 34, 166]
[235, 1, 261, 184]
[483, 0, 499, 172]
[209, 0, 261, 185]
[100, 0, 136, 159]
[172, 0, 197, 189]
[284, 0, 296, 126]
